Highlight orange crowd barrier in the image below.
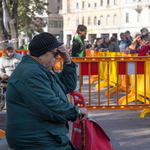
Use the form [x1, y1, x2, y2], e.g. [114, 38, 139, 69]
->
[0, 129, 5, 137]
[56, 56, 150, 115]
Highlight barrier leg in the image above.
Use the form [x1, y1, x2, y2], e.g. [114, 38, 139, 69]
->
[90, 76, 98, 84]
[140, 109, 150, 117]
[122, 95, 150, 105]
[95, 79, 107, 90]
[0, 129, 5, 137]
[118, 92, 135, 104]
[109, 86, 123, 98]
[105, 86, 117, 96]
[95, 80, 116, 90]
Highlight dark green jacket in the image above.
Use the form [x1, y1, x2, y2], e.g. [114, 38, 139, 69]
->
[6, 55, 79, 150]
[108, 41, 120, 52]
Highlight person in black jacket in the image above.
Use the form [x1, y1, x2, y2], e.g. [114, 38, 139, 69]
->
[97, 36, 110, 51]
[72, 25, 87, 57]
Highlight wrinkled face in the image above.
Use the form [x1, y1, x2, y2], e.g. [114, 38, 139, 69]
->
[105, 38, 109, 43]
[80, 30, 87, 39]
[140, 39, 148, 46]
[39, 48, 59, 70]
[5, 47, 14, 57]
[120, 35, 125, 41]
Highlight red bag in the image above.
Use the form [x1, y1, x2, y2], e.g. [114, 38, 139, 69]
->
[71, 118, 113, 150]
[70, 91, 114, 150]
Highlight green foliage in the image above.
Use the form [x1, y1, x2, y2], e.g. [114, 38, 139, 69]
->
[7, 0, 50, 39]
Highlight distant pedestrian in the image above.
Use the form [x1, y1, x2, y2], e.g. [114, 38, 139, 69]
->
[119, 33, 131, 52]
[72, 25, 87, 57]
[97, 36, 110, 51]
[140, 28, 149, 35]
[86, 40, 91, 49]
[94, 38, 103, 49]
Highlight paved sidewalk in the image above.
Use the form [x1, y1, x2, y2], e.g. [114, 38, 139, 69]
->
[68, 77, 150, 150]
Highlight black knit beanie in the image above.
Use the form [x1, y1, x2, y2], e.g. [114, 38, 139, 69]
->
[29, 32, 64, 57]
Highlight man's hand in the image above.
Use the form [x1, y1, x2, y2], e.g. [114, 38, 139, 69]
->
[79, 108, 88, 121]
[57, 46, 70, 62]
[3, 74, 9, 79]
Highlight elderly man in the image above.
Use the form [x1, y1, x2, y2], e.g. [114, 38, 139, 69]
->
[0, 42, 22, 79]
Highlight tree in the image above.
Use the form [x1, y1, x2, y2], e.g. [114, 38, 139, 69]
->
[1, 0, 50, 49]
[0, 1, 8, 49]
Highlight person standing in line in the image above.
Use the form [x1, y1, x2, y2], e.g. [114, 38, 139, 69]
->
[86, 40, 92, 49]
[72, 25, 87, 92]
[140, 28, 149, 35]
[96, 36, 110, 51]
[94, 38, 103, 49]
[72, 25, 87, 57]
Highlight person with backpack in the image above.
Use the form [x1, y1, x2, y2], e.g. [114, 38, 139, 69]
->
[72, 25, 87, 92]
[72, 25, 87, 57]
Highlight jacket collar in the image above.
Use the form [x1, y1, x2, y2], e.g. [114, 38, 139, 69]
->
[22, 54, 56, 76]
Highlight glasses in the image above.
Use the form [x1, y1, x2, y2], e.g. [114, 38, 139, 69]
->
[51, 50, 59, 58]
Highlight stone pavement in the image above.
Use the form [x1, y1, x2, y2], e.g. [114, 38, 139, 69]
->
[1, 76, 150, 150]
[68, 76, 150, 150]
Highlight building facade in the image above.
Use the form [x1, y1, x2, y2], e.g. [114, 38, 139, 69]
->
[120, 0, 150, 37]
[62, 0, 121, 45]
[48, 0, 63, 40]
[62, 0, 150, 45]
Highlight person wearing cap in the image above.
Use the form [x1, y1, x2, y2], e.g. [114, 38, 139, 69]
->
[140, 28, 149, 35]
[0, 42, 22, 80]
[6, 32, 88, 150]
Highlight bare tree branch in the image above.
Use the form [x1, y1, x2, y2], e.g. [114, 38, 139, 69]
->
[2, 0, 12, 22]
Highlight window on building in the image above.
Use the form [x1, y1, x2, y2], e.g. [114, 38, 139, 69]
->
[100, 16, 103, 25]
[137, 12, 141, 22]
[68, 18, 70, 27]
[88, 17, 91, 25]
[94, 16, 97, 26]
[57, 6, 59, 13]
[114, 0, 117, 5]
[82, 0, 85, 8]
[76, 2, 79, 9]
[82, 17, 85, 24]
[94, 0, 97, 7]
[126, 13, 129, 23]
[76, 17, 79, 26]
[107, 0, 110, 5]
[88, 0, 91, 7]
[100, 0, 103, 6]
[107, 15, 110, 25]
[49, 21, 62, 28]
[113, 14, 117, 25]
